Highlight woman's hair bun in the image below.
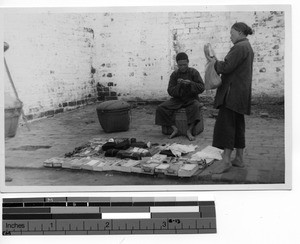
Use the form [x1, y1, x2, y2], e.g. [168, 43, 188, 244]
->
[232, 22, 254, 36]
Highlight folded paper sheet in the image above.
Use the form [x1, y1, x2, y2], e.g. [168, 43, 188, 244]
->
[191, 146, 223, 161]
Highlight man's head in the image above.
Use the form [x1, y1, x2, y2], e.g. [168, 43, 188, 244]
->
[176, 52, 189, 73]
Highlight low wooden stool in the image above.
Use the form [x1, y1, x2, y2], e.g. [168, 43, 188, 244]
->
[162, 105, 204, 136]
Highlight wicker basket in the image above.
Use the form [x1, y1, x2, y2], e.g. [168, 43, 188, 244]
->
[5, 106, 22, 138]
[96, 100, 131, 133]
[162, 107, 204, 136]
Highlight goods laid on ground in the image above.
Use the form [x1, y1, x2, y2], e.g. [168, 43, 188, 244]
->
[43, 137, 223, 178]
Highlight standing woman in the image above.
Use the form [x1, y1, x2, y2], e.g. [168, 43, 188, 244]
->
[210, 22, 254, 174]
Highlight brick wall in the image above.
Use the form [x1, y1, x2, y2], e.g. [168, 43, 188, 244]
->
[251, 11, 285, 97]
[87, 12, 171, 102]
[4, 13, 97, 119]
[3, 11, 285, 119]
[167, 11, 285, 100]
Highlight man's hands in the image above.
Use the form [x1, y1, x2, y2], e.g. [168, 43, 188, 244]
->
[177, 78, 191, 85]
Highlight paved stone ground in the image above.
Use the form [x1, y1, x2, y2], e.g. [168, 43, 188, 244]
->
[4, 102, 285, 186]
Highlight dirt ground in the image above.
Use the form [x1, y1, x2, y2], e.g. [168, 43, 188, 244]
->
[4, 102, 286, 187]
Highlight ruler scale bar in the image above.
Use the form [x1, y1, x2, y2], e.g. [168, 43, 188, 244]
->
[67, 202, 88, 207]
[51, 207, 100, 214]
[100, 207, 150, 213]
[111, 202, 133, 207]
[3, 208, 51, 214]
[0, 218, 215, 231]
[151, 212, 202, 218]
[2, 197, 216, 235]
[133, 202, 155, 206]
[150, 206, 200, 213]
[44, 202, 67, 207]
[102, 213, 151, 219]
[3, 203, 24, 208]
[89, 202, 110, 206]
[3, 198, 215, 206]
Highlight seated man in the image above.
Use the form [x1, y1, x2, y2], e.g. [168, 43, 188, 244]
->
[155, 52, 205, 141]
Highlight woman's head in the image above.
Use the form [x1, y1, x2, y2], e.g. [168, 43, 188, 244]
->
[230, 22, 253, 44]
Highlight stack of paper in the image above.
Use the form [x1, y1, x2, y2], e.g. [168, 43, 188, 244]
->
[102, 160, 117, 171]
[141, 163, 160, 174]
[93, 160, 107, 171]
[155, 163, 170, 173]
[81, 159, 100, 170]
[112, 160, 133, 172]
[70, 158, 89, 170]
[130, 162, 143, 174]
[165, 163, 184, 176]
[43, 157, 69, 168]
[123, 160, 142, 173]
[61, 158, 80, 169]
[178, 164, 199, 177]
[147, 154, 167, 164]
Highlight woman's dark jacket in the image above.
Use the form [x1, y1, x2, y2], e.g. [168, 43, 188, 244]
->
[214, 38, 254, 115]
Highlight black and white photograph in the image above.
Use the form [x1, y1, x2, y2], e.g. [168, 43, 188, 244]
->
[0, 0, 299, 243]
[1, 5, 291, 192]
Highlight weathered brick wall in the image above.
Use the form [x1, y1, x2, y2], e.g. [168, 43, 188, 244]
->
[89, 11, 285, 102]
[4, 13, 96, 119]
[87, 12, 171, 101]
[251, 11, 285, 98]
[3, 11, 285, 119]
[168, 11, 285, 100]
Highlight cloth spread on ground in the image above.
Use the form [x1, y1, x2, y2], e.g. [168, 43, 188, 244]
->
[156, 143, 198, 157]
[167, 143, 198, 157]
[45, 137, 218, 178]
[191, 145, 223, 161]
